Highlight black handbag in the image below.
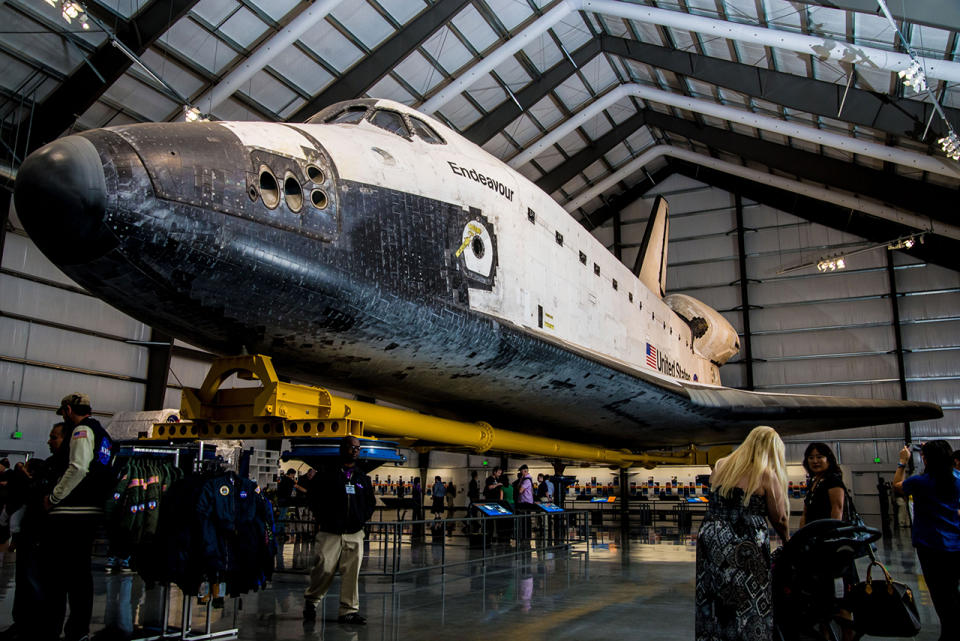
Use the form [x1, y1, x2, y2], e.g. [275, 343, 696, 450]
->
[848, 560, 921, 637]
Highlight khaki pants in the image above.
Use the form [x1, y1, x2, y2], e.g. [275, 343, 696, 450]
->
[304, 529, 365, 616]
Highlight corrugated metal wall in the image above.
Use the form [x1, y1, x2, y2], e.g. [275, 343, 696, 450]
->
[598, 173, 959, 464]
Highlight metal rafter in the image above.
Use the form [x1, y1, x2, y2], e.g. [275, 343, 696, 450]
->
[602, 35, 960, 139]
[579, 163, 675, 231]
[669, 159, 959, 271]
[287, 0, 469, 122]
[6, 0, 199, 160]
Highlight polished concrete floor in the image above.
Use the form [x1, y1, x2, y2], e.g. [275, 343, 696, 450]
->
[0, 527, 947, 640]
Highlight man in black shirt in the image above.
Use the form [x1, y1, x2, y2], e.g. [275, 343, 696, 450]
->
[303, 436, 375, 625]
[483, 467, 503, 502]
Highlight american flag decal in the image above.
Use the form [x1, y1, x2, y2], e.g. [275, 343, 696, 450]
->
[646, 343, 657, 369]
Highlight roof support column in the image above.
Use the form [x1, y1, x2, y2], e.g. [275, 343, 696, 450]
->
[734, 194, 755, 391]
[886, 252, 910, 443]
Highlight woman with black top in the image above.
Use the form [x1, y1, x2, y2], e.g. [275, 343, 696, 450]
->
[800, 442, 856, 640]
[800, 442, 846, 525]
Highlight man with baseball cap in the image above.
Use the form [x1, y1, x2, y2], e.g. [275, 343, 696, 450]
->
[39, 393, 115, 641]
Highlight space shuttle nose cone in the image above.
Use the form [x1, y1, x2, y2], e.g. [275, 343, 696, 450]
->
[14, 134, 113, 264]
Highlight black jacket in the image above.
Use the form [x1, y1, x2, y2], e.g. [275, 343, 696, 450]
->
[308, 463, 375, 534]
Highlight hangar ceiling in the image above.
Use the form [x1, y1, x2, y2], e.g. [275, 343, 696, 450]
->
[1, 0, 959, 269]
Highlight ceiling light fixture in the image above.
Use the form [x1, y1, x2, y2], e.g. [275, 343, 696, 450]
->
[877, 0, 959, 162]
[897, 59, 927, 93]
[46, 1, 90, 30]
[183, 106, 208, 122]
[778, 233, 925, 275]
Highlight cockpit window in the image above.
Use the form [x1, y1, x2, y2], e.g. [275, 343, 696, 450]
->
[370, 109, 410, 137]
[324, 106, 367, 124]
[409, 116, 445, 144]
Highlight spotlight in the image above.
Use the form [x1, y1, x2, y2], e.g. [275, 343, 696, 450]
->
[938, 132, 960, 161]
[897, 59, 927, 94]
[183, 106, 207, 122]
[835, 258, 845, 269]
[903, 238, 914, 249]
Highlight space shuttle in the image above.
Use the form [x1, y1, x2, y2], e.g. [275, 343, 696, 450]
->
[13, 98, 941, 449]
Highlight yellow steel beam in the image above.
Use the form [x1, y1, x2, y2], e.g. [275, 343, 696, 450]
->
[149, 354, 716, 468]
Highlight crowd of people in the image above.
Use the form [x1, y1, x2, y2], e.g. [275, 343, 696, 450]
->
[1, 402, 957, 639]
[695, 425, 960, 641]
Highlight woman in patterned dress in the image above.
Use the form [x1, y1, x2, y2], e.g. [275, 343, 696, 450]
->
[696, 426, 790, 641]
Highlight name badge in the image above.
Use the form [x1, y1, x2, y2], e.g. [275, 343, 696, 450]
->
[345, 484, 356, 495]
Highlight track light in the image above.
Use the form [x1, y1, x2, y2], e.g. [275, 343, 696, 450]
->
[816, 257, 846, 272]
[938, 132, 960, 161]
[183, 106, 208, 122]
[897, 59, 927, 94]
[46, 1, 90, 29]
[887, 233, 924, 251]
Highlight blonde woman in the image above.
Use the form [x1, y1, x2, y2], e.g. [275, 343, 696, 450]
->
[696, 426, 790, 640]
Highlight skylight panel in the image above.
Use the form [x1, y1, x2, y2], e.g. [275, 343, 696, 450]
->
[701, 115, 727, 128]
[606, 97, 637, 124]
[192, 0, 237, 27]
[247, 0, 298, 22]
[279, 99, 306, 120]
[518, 164, 541, 182]
[772, 49, 808, 77]
[140, 49, 206, 99]
[805, 6, 846, 40]
[268, 47, 333, 96]
[701, 36, 733, 61]
[811, 58, 846, 85]
[0, 55, 39, 94]
[367, 74, 416, 105]
[853, 12, 894, 48]
[561, 174, 588, 196]
[723, 0, 759, 23]
[452, 5, 498, 53]
[582, 159, 606, 182]
[437, 93, 482, 129]
[579, 113, 614, 141]
[600, 14, 630, 38]
[762, 0, 802, 31]
[736, 41, 768, 68]
[534, 151, 565, 173]
[686, 78, 716, 99]
[161, 20, 236, 74]
[492, 56, 532, 91]
[482, 133, 516, 160]
[241, 70, 299, 114]
[630, 20, 665, 46]
[911, 25, 951, 59]
[523, 33, 563, 73]
[330, 2, 394, 50]
[625, 127, 653, 150]
[580, 56, 618, 94]
[377, 0, 428, 25]
[219, 7, 268, 49]
[685, 0, 720, 18]
[421, 27, 473, 74]
[529, 96, 563, 129]
[717, 87, 749, 108]
[944, 88, 960, 109]
[466, 79, 508, 112]
[759, 131, 788, 145]
[604, 143, 631, 167]
[554, 74, 592, 111]
[623, 60, 656, 83]
[298, 21, 364, 72]
[553, 13, 593, 51]
[211, 96, 265, 121]
[665, 27, 697, 53]
[729, 122, 758, 137]
[504, 113, 541, 146]
[103, 74, 177, 122]
[484, 0, 532, 32]
[395, 50, 445, 96]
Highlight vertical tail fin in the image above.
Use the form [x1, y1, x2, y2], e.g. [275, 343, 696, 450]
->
[632, 195, 669, 298]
